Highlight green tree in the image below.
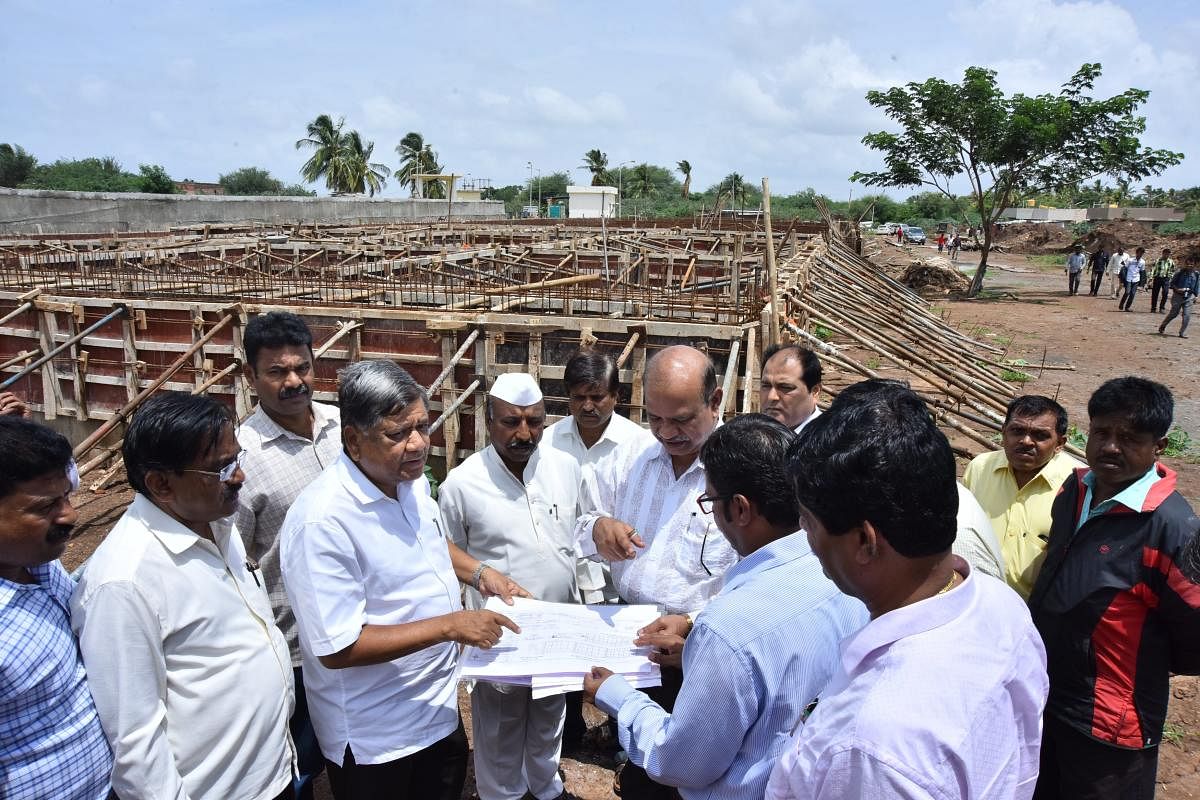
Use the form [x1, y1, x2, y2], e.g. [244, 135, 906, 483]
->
[21, 157, 141, 192]
[395, 132, 444, 198]
[628, 163, 656, 198]
[717, 172, 751, 211]
[677, 160, 692, 199]
[336, 131, 390, 196]
[219, 166, 315, 196]
[581, 149, 609, 186]
[0, 144, 37, 188]
[852, 63, 1183, 296]
[295, 114, 345, 191]
[137, 164, 176, 194]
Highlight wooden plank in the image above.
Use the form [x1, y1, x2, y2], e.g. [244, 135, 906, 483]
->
[741, 326, 758, 414]
[35, 308, 63, 419]
[440, 333, 461, 470]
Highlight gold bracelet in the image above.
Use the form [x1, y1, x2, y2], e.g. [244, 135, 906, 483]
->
[681, 613, 694, 635]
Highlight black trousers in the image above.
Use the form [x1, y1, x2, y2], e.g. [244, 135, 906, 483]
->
[1068, 271, 1082, 294]
[1120, 281, 1140, 309]
[325, 719, 468, 800]
[1151, 276, 1171, 311]
[1089, 270, 1105, 295]
[614, 666, 685, 800]
[1033, 714, 1158, 800]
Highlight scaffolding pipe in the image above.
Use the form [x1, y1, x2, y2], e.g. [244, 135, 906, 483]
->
[0, 304, 128, 390]
[428, 329, 481, 396]
[430, 379, 480, 434]
[73, 312, 236, 459]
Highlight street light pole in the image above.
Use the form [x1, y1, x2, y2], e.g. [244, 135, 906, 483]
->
[617, 160, 634, 218]
[527, 161, 533, 215]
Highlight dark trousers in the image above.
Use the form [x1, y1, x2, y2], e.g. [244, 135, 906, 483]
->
[1033, 714, 1158, 800]
[1068, 271, 1082, 294]
[1151, 277, 1171, 311]
[615, 666, 684, 800]
[292, 667, 324, 800]
[1119, 281, 1140, 310]
[1089, 270, 1105, 295]
[325, 719, 468, 800]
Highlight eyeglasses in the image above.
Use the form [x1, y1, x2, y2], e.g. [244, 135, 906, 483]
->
[695, 492, 730, 515]
[180, 450, 246, 483]
[700, 523, 714, 576]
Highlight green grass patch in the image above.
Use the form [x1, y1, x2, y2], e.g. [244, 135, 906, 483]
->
[812, 323, 834, 342]
[1027, 254, 1065, 269]
[866, 356, 882, 370]
[1162, 722, 1187, 747]
[1000, 368, 1032, 383]
[1164, 426, 1193, 458]
[1067, 424, 1088, 450]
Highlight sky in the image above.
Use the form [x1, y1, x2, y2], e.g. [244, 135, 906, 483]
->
[3, 0, 1198, 200]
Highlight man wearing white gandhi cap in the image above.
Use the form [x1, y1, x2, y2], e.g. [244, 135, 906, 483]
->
[439, 372, 580, 800]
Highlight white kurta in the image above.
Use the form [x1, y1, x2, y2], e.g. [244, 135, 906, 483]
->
[440, 445, 581, 800]
[541, 412, 651, 601]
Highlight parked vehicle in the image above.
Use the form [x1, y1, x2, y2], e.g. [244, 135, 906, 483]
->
[873, 222, 900, 235]
[903, 226, 927, 245]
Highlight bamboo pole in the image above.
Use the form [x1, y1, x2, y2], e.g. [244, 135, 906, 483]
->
[762, 178, 781, 346]
[431, 379, 481, 434]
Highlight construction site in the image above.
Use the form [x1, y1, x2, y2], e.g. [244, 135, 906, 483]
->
[0, 209, 1049, 489]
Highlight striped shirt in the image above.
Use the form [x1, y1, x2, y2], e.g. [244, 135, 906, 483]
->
[595, 532, 868, 799]
[575, 435, 738, 614]
[1, 561, 112, 800]
[235, 401, 342, 665]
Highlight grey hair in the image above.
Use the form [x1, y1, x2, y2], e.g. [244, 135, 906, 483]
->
[338, 360, 428, 431]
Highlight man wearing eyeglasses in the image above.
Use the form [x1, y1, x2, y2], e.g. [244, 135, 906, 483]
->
[234, 311, 341, 800]
[72, 392, 296, 800]
[575, 345, 738, 798]
[583, 415, 867, 799]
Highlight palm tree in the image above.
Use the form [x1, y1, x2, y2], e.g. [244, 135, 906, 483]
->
[395, 132, 445, 198]
[337, 131, 390, 196]
[721, 172, 748, 211]
[581, 149, 609, 186]
[628, 164, 655, 198]
[295, 114, 345, 191]
[677, 160, 692, 200]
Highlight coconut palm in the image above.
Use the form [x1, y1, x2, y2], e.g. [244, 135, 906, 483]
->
[395, 132, 445, 198]
[295, 114, 345, 191]
[336, 131, 390, 196]
[677, 159, 692, 200]
[581, 149, 609, 186]
[720, 172, 748, 211]
[628, 164, 655, 198]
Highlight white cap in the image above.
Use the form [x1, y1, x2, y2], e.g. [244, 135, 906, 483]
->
[489, 373, 543, 406]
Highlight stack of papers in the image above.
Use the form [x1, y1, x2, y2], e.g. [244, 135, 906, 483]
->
[461, 596, 662, 699]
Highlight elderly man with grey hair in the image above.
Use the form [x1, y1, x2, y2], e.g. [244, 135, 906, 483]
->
[280, 360, 531, 800]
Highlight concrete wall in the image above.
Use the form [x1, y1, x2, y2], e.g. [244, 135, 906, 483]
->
[0, 188, 505, 234]
[1085, 206, 1185, 223]
[1000, 207, 1088, 222]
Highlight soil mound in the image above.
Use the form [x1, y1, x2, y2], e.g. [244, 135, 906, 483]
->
[900, 257, 971, 295]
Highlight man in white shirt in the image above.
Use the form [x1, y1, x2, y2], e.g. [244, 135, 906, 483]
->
[759, 344, 822, 433]
[72, 392, 295, 800]
[280, 359, 528, 800]
[441, 373, 579, 800]
[235, 311, 341, 800]
[574, 345, 738, 796]
[1119, 246, 1147, 311]
[765, 379, 1049, 800]
[542, 348, 649, 604]
[1106, 246, 1129, 299]
[954, 482, 1006, 581]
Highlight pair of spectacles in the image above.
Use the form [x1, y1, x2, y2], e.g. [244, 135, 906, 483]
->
[695, 493, 730, 515]
[181, 450, 246, 483]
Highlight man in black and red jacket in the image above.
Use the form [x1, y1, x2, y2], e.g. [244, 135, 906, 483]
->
[1029, 376, 1200, 800]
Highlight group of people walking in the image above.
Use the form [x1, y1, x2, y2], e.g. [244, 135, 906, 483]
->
[1068, 243, 1198, 336]
[3, 310, 1198, 800]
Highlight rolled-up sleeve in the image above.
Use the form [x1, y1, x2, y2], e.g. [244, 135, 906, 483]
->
[73, 581, 190, 800]
[280, 520, 367, 658]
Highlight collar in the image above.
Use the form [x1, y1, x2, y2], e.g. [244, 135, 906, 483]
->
[650, 441, 706, 479]
[721, 530, 810, 593]
[335, 451, 391, 505]
[794, 406, 822, 434]
[991, 448, 1077, 488]
[248, 401, 338, 444]
[482, 443, 540, 489]
[839, 555, 975, 676]
[129, 493, 229, 555]
[1080, 462, 1174, 516]
[0, 561, 56, 603]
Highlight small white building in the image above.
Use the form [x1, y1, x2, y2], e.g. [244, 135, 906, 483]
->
[567, 185, 618, 218]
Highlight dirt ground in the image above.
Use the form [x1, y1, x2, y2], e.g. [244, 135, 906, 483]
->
[57, 243, 1199, 799]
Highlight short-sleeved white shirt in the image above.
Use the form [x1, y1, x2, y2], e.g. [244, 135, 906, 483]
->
[280, 453, 462, 765]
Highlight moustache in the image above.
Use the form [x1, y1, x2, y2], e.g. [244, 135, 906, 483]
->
[279, 384, 310, 401]
[508, 440, 536, 451]
[47, 524, 75, 544]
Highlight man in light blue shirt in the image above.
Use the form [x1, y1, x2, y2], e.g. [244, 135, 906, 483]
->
[583, 414, 867, 799]
[1065, 244, 1087, 296]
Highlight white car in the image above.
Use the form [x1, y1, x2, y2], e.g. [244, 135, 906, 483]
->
[873, 222, 900, 235]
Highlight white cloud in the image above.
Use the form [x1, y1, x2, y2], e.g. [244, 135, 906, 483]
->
[524, 87, 626, 125]
[477, 89, 511, 108]
[78, 77, 109, 104]
[721, 71, 795, 124]
[360, 95, 413, 131]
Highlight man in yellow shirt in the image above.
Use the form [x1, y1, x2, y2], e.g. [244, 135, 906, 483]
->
[962, 395, 1084, 598]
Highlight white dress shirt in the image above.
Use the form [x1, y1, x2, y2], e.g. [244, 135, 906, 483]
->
[235, 400, 342, 665]
[954, 483, 1006, 581]
[280, 453, 461, 765]
[1107, 251, 1129, 274]
[575, 436, 738, 614]
[440, 445, 579, 607]
[793, 406, 822, 435]
[765, 558, 1048, 800]
[541, 412, 651, 600]
[71, 494, 294, 800]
